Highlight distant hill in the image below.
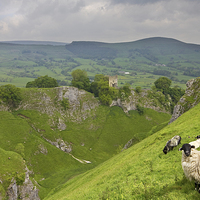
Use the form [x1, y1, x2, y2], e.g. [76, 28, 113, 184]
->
[65, 37, 200, 58]
[0, 40, 68, 46]
[0, 36, 200, 89]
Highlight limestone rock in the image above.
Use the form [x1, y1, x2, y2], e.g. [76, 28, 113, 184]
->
[7, 180, 18, 200]
[43, 138, 72, 153]
[7, 167, 40, 200]
[110, 89, 170, 114]
[169, 77, 200, 124]
[17, 86, 99, 123]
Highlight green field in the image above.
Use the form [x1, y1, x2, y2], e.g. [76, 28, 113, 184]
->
[1, 37, 200, 89]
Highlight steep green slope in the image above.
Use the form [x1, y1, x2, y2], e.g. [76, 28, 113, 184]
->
[0, 147, 25, 197]
[0, 111, 87, 199]
[45, 102, 200, 200]
[0, 87, 171, 199]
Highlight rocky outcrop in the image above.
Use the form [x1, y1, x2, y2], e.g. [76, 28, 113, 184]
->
[16, 86, 99, 123]
[56, 86, 99, 121]
[0, 104, 9, 111]
[43, 138, 72, 153]
[169, 77, 200, 124]
[7, 167, 40, 200]
[110, 89, 171, 114]
[122, 138, 134, 150]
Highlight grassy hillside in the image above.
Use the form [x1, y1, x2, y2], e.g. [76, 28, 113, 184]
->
[0, 147, 26, 197]
[0, 111, 88, 199]
[0, 87, 171, 199]
[0, 37, 200, 88]
[44, 102, 200, 200]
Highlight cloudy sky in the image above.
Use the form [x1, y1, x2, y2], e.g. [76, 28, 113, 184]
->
[0, 0, 200, 44]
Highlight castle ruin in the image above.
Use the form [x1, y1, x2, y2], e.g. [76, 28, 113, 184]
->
[109, 75, 118, 88]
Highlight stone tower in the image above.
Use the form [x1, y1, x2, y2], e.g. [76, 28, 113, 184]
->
[109, 75, 118, 88]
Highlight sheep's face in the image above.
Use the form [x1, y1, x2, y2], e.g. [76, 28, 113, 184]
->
[163, 146, 168, 154]
[196, 135, 200, 139]
[179, 144, 195, 157]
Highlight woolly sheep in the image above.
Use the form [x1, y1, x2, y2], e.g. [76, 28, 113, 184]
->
[163, 135, 181, 154]
[179, 143, 200, 192]
[189, 135, 200, 149]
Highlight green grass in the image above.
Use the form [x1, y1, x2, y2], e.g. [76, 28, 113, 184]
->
[0, 111, 88, 199]
[0, 147, 25, 196]
[45, 102, 200, 200]
[0, 86, 171, 199]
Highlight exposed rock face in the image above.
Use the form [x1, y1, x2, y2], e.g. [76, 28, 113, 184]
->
[44, 138, 72, 153]
[169, 78, 200, 124]
[15, 86, 99, 123]
[7, 167, 40, 200]
[56, 86, 99, 121]
[0, 104, 9, 111]
[7, 180, 18, 200]
[123, 138, 134, 150]
[110, 89, 171, 114]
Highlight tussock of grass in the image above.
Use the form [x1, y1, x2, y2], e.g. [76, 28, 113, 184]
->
[45, 103, 200, 200]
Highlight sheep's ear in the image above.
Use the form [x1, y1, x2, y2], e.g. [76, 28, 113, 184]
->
[179, 147, 183, 151]
[191, 145, 195, 149]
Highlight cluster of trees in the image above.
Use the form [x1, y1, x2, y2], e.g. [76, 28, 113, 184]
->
[153, 77, 185, 112]
[26, 75, 58, 88]
[153, 69, 171, 76]
[0, 84, 22, 108]
[71, 69, 90, 91]
[71, 69, 131, 105]
[70, 70, 185, 108]
[183, 68, 200, 77]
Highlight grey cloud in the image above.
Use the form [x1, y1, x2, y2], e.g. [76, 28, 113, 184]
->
[110, 0, 199, 5]
[110, 0, 165, 5]
[0, 0, 200, 44]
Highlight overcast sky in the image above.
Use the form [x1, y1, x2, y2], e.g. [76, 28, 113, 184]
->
[0, 0, 200, 44]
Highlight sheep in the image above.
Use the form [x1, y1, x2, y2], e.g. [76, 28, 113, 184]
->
[179, 143, 200, 192]
[163, 135, 181, 154]
[189, 135, 200, 149]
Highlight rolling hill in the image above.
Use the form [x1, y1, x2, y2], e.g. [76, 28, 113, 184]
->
[0, 37, 200, 88]
[0, 86, 171, 199]
[44, 91, 200, 200]
[0, 41, 68, 46]
[65, 37, 200, 59]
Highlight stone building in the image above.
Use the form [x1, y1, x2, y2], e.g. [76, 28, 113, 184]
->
[109, 75, 118, 88]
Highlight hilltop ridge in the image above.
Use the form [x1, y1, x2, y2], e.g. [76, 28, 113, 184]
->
[65, 37, 200, 58]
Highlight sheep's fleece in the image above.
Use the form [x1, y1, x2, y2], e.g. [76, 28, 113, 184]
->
[179, 143, 200, 192]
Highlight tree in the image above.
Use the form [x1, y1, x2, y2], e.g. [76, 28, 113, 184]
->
[154, 77, 185, 113]
[119, 84, 131, 101]
[90, 74, 109, 97]
[0, 84, 22, 107]
[154, 77, 172, 94]
[71, 69, 90, 91]
[135, 86, 142, 94]
[26, 75, 58, 88]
